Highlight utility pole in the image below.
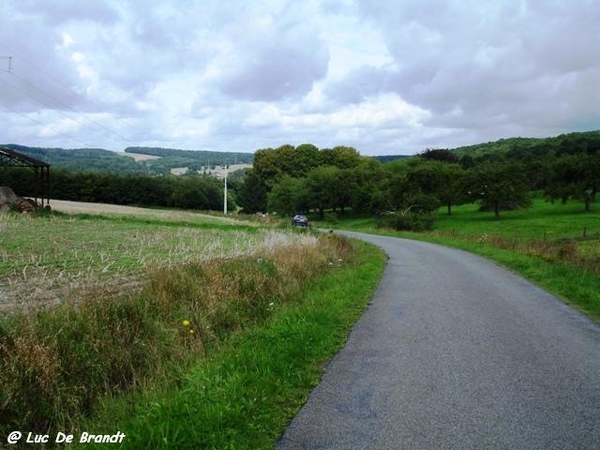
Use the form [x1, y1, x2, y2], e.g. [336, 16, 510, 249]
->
[223, 165, 228, 215]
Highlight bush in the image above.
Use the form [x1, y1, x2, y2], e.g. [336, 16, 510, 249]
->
[378, 210, 436, 231]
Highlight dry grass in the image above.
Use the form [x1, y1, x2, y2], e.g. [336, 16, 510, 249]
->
[0, 211, 313, 314]
[434, 229, 600, 274]
[0, 222, 352, 437]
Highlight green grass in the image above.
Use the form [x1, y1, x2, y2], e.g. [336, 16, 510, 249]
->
[0, 209, 387, 448]
[434, 200, 600, 241]
[0, 212, 290, 313]
[315, 199, 600, 320]
[78, 240, 385, 449]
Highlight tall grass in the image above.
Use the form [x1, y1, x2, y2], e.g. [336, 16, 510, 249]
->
[0, 212, 309, 313]
[0, 216, 354, 440]
[81, 240, 386, 449]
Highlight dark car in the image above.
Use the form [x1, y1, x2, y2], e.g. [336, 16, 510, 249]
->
[292, 214, 310, 227]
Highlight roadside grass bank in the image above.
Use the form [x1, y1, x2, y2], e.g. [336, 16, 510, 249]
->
[316, 199, 600, 321]
[77, 239, 385, 449]
[0, 210, 387, 448]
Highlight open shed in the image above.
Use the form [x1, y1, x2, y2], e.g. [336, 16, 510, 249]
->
[0, 147, 50, 207]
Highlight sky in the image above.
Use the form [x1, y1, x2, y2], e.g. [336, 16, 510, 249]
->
[1, 0, 599, 156]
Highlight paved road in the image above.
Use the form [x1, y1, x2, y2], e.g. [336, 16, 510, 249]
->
[277, 232, 600, 450]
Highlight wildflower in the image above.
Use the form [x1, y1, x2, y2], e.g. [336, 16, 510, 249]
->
[182, 319, 190, 327]
[189, 329, 195, 334]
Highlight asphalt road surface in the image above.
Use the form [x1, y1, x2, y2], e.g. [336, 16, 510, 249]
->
[277, 232, 600, 450]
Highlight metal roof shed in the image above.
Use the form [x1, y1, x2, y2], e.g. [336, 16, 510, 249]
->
[0, 147, 50, 207]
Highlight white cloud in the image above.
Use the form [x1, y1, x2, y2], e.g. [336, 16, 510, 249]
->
[0, 0, 598, 155]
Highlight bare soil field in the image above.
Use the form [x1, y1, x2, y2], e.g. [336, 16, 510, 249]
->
[116, 151, 162, 162]
[49, 199, 244, 224]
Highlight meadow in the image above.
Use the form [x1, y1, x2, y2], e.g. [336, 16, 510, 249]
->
[1, 211, 263, 313]
[0, 208, 387, 448]
[319, 198, 600, 320]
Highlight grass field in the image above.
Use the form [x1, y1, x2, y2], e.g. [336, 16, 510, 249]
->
[317, 198, 600, 320]
[0, 206, 386, 448]
[1, 211, 285, 313]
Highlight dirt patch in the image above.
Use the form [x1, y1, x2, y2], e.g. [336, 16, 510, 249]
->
[49, 199, 244, 224]
[116, 152, 161, 162]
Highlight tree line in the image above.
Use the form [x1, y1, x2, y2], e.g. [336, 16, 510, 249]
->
[236, 140, 600, 230]
[2, 132, 599, 227]
[0, 168, 232, 212]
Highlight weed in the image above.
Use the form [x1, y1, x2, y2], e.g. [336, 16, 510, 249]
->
[0, 214, 356, 441]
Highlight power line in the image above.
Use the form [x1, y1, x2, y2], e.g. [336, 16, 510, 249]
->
[6, 70, 132, 144]
[1, 103, 97, 149]
[0, 71, 131, 147]
[0, 43, 134, 148]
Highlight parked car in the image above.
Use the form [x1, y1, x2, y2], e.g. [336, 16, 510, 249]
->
[292, 214, 310, 227]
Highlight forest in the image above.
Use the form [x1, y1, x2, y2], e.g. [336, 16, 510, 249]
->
[0, 144, 254, 175]
[1, 130, 599, 226]
[237, 132, 600, 230]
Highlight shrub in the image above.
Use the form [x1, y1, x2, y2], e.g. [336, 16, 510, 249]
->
[378, 210, 436, 232]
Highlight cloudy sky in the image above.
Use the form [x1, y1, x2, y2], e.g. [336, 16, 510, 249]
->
[1, 0, 598, 156]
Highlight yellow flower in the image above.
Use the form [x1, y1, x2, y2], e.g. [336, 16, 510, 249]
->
[182, 319, 190, 327]
[189, 329, 195, 334]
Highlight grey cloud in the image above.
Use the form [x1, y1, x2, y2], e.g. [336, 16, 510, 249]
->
[351, 0, 600, 135]
[17, 0, 119, 25]
[218, 23, 329, 101]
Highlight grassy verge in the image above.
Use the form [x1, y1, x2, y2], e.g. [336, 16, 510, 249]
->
[70, 243, 385, 449]
[315, 199, 600, 321]
[78, 239, 385, 449]
[0, 210, 386, 448]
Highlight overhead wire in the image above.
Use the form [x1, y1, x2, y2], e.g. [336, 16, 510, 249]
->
[0, 42, 134, 149]
[1, 103, 96, 149]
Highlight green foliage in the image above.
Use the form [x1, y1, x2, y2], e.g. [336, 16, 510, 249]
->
[0, 167, 228, 212]
[406, 161, 466, 215]
[378, 210, 436, 231]
[84, 239, 385, 450]
[463, 161, 531, 218]
[252, 144, 364, 192]
[267, 175, 305, 216]
[3, 144, 144, 173]
[452, 130, 600, 162]
[418, 148, 458, 163]
[1, 144, 254, 176]
[0, 219, 375, 446]
[545, 153, 600, 211]
[237, 170, 268, 213]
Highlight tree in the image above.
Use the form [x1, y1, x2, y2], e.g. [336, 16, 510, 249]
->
[267, 176, 305, 216]
[351, 159, 389, 214]
[545, 154, 600, 212]
[304, 166, 338, 218]
[418, 148, 458, 164]
[320, 146, 362, 169]
[237, 170, 267, 213]
[463, 162, 531, 219]
[406, 161, 466, 215]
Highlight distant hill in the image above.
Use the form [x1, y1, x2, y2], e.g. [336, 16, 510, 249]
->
[450, 130, 600, 160]
[371, 155, 411, 164]
[1, 144, 144, 173]
[0, 144, 254, 175]
[124, 147, 254, 174]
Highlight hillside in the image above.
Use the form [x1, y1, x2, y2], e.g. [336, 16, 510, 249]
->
[124, 147, 254, 174]
[450, 130, 600, 160]
[0, 144, 254, 175]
